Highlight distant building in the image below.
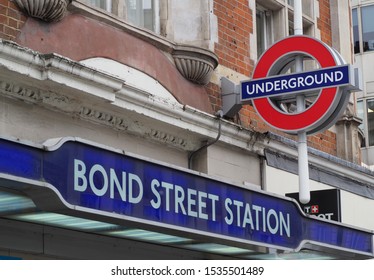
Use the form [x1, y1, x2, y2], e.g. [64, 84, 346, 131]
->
[353, 0, 374, 168]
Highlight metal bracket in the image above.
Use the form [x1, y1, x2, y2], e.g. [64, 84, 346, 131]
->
[221, 77, 242, 118]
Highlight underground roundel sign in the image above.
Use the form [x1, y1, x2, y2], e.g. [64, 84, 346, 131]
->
[240, 35, 357, 134]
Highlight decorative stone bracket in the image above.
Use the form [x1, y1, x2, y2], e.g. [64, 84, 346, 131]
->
[172, 45, 219, 85]
[13, 0, 72, 22]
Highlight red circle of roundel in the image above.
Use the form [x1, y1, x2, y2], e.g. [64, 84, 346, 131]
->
[252, 36, 339, 133]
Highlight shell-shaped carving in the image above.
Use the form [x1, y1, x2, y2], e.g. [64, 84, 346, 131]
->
[174, 56, 213, 85]
[14, 0, 72, 22]
[172, 47, 218, 85]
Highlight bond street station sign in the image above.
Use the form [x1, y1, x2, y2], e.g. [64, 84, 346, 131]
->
[0, 137, 372, 256]
[241, 36, 360, 134]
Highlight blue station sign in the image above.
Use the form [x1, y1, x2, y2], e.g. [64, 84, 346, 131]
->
[0, 137, 373, 256]
[241, 65, 350, 101]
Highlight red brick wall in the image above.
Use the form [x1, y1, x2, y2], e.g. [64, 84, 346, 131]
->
[0, 0, 25, 40]
[309, 131, 336, 154]
[238, 109, 337, 156]
[207, 0, 255, 125]
[205, 82, 222, 114]
[318, 0, 333, 46]
[213, 0, 254, 76]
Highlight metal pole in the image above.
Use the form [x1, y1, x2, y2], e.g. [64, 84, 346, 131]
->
[294, 0, 303, 35]
[294, 0, 310, 204]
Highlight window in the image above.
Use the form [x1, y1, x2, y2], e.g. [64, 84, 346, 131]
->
[357, 98, 374, 147]
[256, 1, 315, 58]
[287, 0, 313, 18]
[367, 99, 374, 146]
[256, 6, 272, 57]
[352, 4, 374, 54]
[288, 13, 313, 36]
[86, 0, 112, 12]
[353, 8, 359, 54]
[287, 0, 314, 36]
[357, 100, 364, 131]
[357, 100, 365, 147]
[126, 0, 155, 31]
[82, 0, 159, 33]
[362, 5, 374, 52]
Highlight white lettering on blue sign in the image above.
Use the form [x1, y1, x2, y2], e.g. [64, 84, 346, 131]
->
[74, 159, 143, 204]
[241, 65, 350, 101]
[224, 198, 290, 237]
[73, 159, 291, 238]
[150, 178, 219, 221]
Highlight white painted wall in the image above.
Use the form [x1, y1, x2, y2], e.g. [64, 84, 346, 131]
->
[0, 96, 187, 168]
[80, 58, 178, 102]
[207, 144, 262, 187]
[163, 0, 211, 49]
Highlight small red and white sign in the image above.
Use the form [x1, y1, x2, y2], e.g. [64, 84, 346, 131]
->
[311, 205, 319, 214]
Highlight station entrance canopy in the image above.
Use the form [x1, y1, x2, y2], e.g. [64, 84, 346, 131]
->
[0, 137, 373, 259]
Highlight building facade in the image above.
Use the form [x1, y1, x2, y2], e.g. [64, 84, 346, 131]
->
[0, 0, 373, 259]
[353, 0, 374, 167]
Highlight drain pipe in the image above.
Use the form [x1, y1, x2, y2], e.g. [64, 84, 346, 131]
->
[188, 110, 223, 169]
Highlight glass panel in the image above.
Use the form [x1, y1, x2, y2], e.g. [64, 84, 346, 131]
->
[362, 5, 374, 52]
[353, 8, 359, 54]
[143, 0, 154, 31]
[256, 10, 266, 57]
[288, 13, 312, 36]
[126, 0, 139, 26]
[367, 99, 374, 146]
[357, 100, 364, 131]
[288, 0, 313, 17]
[289, 13, 294, 35]
[357, 100, 366, 147]
[87, 0, 108, 10]
[302, 0, 313, 18]
[126, 0, 154, 31]
[256, 6, 272, 57]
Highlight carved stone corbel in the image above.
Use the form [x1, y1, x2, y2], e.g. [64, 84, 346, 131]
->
[13, 0, 72, 22]
[172, 45, 219, 85]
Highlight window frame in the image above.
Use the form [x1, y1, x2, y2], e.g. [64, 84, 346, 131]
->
[361, 5, 374, 52]
[256, 5, 273, 58]
[367, 98, 374, 146]
[255, 0, 316, 59]
[352, 4, 374, 54]
[80, 0, 160, 34]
